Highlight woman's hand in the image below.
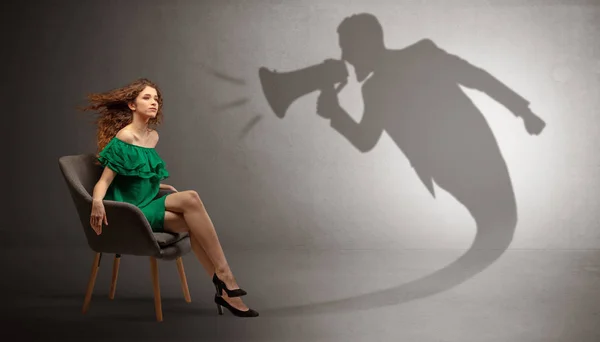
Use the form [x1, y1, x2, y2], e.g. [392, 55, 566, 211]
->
[161, 184, 178, 192]
[90, 199, 108, 235]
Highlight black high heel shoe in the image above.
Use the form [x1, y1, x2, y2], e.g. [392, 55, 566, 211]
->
[214, 294, 259, 317]
[212, 273, 247, 297]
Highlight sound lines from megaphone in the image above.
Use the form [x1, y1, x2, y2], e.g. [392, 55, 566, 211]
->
[238, 115, 263, 140]
[198, 62, 264, 140]
[199, 63, 250, 114]
[202, 63, 246, 86]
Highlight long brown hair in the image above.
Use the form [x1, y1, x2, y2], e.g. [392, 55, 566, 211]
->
[81, 78, 164, 155]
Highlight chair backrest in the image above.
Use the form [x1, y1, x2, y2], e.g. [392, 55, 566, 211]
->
[58, 154, 105, 250]
[59, 154, 103, 199]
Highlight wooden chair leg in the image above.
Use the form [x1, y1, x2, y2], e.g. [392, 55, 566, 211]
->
[176, 257, 192, 303]
[82, 252, 101, 314]
[150, 257, 163, 322]
[109, 254, 121, 300]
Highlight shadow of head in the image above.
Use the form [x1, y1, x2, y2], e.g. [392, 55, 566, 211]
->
[336, 13, 386, 82]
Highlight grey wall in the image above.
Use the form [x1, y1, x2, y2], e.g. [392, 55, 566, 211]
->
[6, 0, 600, 254]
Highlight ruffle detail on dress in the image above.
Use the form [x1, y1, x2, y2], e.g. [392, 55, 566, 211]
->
[98, 137, 170, 180]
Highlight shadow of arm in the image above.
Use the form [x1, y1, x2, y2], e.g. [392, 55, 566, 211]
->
[425, 39, 531, 117]
[325, 90, 383, 153]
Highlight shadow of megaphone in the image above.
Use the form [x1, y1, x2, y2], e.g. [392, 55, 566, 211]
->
[259, 59, 349, 118]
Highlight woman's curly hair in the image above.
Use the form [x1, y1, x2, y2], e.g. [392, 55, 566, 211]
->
[81, 78, 164, 156]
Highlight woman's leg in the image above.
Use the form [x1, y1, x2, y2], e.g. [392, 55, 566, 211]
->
[163, 191, 241, 290]
[163, 211, 214, 276]
[163, 209, 250, 311]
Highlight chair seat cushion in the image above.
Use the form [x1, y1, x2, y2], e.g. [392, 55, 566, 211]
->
[153, 232, 189, 247]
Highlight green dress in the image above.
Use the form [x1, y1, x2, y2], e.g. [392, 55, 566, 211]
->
[98, 137, 170, 232]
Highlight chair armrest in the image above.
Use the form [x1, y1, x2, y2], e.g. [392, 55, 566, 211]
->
[156, 188, 176, 199]
[84, 200, 162, 257]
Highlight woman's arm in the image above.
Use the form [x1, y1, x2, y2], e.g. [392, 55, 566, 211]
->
[92, 167, 117, 203]
[90, 167, 116, 234]
[151, 131, 177, 191]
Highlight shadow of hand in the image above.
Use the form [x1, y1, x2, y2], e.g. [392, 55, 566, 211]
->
[521, 110, 546, 135]
[316, 86, 341, 120]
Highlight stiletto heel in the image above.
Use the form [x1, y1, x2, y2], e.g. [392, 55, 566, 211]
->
[214, 295, 259, 318]
[212, 273, 247, 297]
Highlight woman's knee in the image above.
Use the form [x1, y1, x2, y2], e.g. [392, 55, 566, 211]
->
[165, 190, 204, 212]
[182, 190, 204, 209]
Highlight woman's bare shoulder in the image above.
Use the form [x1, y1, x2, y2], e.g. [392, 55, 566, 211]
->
[150, 129, 159, 143]
[115, 127, 135, 143]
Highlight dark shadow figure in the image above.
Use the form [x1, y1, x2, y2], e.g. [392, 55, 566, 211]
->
[260, 13, 546, 316]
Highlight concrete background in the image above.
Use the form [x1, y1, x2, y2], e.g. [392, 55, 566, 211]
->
[3, 0, 599, 341]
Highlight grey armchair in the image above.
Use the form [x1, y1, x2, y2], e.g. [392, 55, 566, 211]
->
[58, 153, 193, 322]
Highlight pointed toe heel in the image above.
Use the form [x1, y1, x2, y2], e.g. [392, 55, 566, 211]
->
[214, 295, 259, 318]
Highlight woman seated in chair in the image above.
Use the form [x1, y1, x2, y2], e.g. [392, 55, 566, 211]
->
[83, 78, 258, 318]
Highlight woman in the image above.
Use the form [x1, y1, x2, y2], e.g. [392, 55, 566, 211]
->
[83, 78, 258, 318]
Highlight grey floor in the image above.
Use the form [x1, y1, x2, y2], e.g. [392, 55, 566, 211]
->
[3, 247, 599, 342]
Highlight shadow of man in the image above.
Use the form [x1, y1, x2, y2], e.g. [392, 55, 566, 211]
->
[265, 12, 546, 315]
